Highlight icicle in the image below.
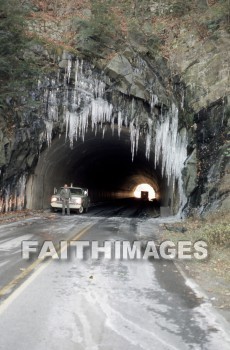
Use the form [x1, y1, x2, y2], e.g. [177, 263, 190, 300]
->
[68, 112, 76, 147]
[111, 116, 115, 135]
[17, 175, 26, 210]
[65, 98, 113, 146]
[65, 109, 70, 141]
[48, 89, 58, 121]
[150, 94, 158, 112]
[145, 118, 153, 159]
[94, 79, 106, 98]
[75, 59, 79, 86]
[67, 59, 72, 84]
[135, 118, 140, 155]
[118, 111, 123, 137]
[45, 120, 53, 147]
[130, 120, 135, 161]
[102, 125, 107, 139]
[73, 59, 79, 105]
[154, 103, 187, 207]
[79, 105, 90, 141]
[91, 98, 113, 131]
[79, 59, 83, 76]
[131, 98, 135, 118]
[130, 118, 139, 161]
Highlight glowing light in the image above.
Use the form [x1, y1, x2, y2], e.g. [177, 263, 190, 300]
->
[134, 184, 155, 200]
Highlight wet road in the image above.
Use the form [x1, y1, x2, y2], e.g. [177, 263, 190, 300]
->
[0, 202, 229, 350]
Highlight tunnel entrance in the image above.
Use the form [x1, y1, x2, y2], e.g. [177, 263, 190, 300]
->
[26, 126, 173, 212]
[22, 56, 188, 216]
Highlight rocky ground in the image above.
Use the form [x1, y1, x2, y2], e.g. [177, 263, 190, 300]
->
[0, 209, 55, 224]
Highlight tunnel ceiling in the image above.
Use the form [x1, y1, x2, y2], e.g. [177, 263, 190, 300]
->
[27, 127, 167, 209]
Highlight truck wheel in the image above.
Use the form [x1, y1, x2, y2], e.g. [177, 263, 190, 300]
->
[78, 206, 84, 214]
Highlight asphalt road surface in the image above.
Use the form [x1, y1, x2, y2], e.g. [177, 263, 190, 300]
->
[0, 202, 229, 350]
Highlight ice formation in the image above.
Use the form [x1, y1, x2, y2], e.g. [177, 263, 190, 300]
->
[145, 118, 153, 160]
[1, 56, 189, 213]
[1, 175, 26, 212]
[40, 57, 187, 212]
[155, 104, 187, 207]
[41, 58, 157, 163]
[41, 59, 187, 197]
[16, 175, 26, 210]
[44, 120, 53, 147]
[130, 118, 140, 162]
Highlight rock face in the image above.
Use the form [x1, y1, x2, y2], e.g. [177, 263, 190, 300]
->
[183, 148, 197, 197]
[104, 50, 169, 104]
[189, 101, 230, 214]
[0, 1, 229, 215]
[169, 30, 230, 113]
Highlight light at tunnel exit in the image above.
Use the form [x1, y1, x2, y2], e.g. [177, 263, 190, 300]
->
[133, 184, 156, 201]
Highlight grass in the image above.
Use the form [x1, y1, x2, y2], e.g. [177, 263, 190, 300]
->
[162, 210, 230, 247]
[159, 210, 230, 311]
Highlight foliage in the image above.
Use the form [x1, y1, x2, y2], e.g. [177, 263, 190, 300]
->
[203, 0, 230, 33]
[73, 0, 165, 57]
[162, 210, 230, 248]
[168, 1, 191, 16]
[0, 0, 38, 99]
[196, 223, 230, 246]
[73, 0, 123, 56]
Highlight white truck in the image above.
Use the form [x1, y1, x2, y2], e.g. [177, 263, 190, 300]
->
[51, 186, 90, 214]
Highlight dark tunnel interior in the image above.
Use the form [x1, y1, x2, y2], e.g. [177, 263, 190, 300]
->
[26, 127, 173, 210]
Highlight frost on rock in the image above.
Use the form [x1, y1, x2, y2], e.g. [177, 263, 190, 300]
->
[0, 175, 26, 212]
[44, 120, 53, 147]
[155, 104, 187, 207]
[4, 186, 10, 212]
[16, 175, 26, 210]
[41, 57, 158, 162]
[65, 98, 113, 147]
[91, 98, 113, 132]
[47, 87, 58, 122]
[42, 58, 117, 148]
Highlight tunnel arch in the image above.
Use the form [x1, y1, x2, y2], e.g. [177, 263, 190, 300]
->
[26, 126, 172, 210]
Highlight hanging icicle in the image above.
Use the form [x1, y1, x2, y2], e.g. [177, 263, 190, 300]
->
[155, 103, 187, 206]
[145, 118, 153, 160]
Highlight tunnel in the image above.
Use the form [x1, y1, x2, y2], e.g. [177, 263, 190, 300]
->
[26, 125, 174, 212]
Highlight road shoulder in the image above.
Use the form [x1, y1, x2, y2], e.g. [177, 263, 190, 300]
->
[157, 213, 230, 323]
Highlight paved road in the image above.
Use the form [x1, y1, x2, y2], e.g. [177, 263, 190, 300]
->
[0, 203, 229, 350]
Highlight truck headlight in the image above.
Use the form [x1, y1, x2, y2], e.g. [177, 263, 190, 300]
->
[51, 197, 57, 202]
[75, 198, 82, 204]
